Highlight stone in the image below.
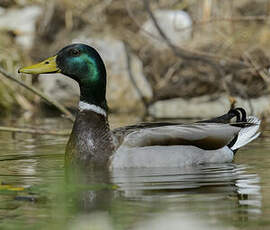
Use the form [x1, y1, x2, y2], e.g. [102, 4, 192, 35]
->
[0, 6, 42, 49]
[141, 10, 192, 50]
[0, 7, 4, 15]
[38, 74, 80, 109]
[148, 94, 270, 118]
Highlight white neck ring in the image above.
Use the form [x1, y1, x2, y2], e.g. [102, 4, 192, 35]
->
[78, 101, 107, 117]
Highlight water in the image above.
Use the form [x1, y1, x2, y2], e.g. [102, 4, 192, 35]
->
[0, 117, 269, 230]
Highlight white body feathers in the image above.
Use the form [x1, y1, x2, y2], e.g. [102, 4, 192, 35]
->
[110, 145, 234, 168]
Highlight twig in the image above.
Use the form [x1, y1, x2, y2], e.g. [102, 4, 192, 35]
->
[0, 126, 70, 136]
[182, 16, 270, 33]
[126, 1, 160, 41]
[242, 52, 270, 115]
[243, 52, 270, 84]
[123, 42, 149, 109]
[202, 0, 212, 22]
[156, 62, 181, 89]
[0, 67, 75, 122]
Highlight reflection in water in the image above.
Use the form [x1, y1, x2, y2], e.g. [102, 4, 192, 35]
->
[111, 164, 262, 229]
[0, 119, 267, 230]
[65, 166, 113, 212]
[63, 163, 262, 230]
[112, 164, 261, 204]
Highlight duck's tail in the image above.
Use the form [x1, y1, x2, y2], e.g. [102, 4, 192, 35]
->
[229, 116, 261, 152]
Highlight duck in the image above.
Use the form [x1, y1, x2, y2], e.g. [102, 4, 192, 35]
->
[18, 43, 261, 169]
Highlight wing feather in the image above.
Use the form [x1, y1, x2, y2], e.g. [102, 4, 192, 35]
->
[120, 123, 242, 150]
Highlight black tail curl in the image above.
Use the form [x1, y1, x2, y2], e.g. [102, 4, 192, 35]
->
[199, 107, 247, 124]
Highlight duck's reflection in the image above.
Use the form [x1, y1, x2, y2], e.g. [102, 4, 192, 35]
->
[112, 164, 261, 202]
[65, 163, 261, 229]
[65, 165, 113, 211]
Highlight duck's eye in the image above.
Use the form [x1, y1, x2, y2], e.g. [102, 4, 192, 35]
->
[71, 49, 80, 56]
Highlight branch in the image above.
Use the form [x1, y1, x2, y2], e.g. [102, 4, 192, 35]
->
[0, 126, 70, 136]
[143, 0, 225, 78]
[0, 67, 75, 122]
[127, 2, 248, 69]
[189, 16, 270, 33]
[123, 42, 149, 109]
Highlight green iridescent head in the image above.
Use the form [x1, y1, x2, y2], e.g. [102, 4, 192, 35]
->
[19, 43, 108, 110]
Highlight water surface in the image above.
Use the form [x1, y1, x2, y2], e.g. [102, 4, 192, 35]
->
[0, 117, 269, 230]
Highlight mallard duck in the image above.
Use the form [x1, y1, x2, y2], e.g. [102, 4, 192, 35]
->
[18, 43, 261, 168]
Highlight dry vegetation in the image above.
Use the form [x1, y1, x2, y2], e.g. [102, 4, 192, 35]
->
[1, 0, 270, 117]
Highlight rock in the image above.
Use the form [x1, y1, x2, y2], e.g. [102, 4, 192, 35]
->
[141, 10, 192, 50]
[38, 74, 80, 109]
[0, 6, 42, 49]
[38, 36, 152, 112]
[0, 7, 4, 14]
[148, 94, 270, 118]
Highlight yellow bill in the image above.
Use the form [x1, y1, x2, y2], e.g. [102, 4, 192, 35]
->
[18, 56, 61, 74]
